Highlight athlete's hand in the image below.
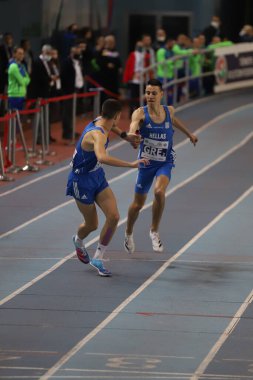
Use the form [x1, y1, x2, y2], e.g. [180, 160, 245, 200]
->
[130, 158, 150, 168]
[126, 133, 141, 149]
[190, 134, 198, 146]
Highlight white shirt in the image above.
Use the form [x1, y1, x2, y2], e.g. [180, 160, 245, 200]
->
[73, 59, 84, 89]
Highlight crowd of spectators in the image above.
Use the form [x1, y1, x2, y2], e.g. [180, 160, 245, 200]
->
[0, 16, 252, 143]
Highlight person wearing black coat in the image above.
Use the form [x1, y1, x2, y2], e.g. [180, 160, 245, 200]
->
[61, 45, 84, 140]
[30, 45, 54, 99]
[30, 45, 57, 143]
[202, 16, 222, 46]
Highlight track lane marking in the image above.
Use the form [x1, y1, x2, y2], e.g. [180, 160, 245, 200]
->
[1, 132, 253, 309]
[39, 187, 253, 379]
[190, 289, 253, 380]
[0, 95, 247, 198]
[1, 102, 253, 239]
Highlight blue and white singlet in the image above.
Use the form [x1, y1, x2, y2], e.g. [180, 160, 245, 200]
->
[138, 105, 175, 167]
[71, 119, 109, 175]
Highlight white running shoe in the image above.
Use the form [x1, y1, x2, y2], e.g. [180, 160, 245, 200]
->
[124, 233, 135, 254]
[149, 230, 164, 252]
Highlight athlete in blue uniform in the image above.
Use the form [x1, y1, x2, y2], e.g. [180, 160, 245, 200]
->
[66, 99, 148, 276]
[124, 79, 198, 253]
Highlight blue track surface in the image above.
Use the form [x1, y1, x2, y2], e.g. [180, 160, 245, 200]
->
[0, 89, 253, 380]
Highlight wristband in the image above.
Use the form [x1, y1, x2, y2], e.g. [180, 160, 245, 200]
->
[120, 131, 127, 139]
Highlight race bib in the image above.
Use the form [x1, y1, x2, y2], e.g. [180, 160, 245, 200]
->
[141, 138, 169, 161]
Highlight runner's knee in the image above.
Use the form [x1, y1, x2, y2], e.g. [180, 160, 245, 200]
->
[131, 201, 144, 212]
[154, 188, 166, 202]
[107, 212, 120, 227]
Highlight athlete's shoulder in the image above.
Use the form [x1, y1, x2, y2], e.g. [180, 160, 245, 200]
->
[132, 107, 145, 120]
[167, 106, 175, 120]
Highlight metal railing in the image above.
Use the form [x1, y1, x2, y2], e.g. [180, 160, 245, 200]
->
[139, 49, 215, 106]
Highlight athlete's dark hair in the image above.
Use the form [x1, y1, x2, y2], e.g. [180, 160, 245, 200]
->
[147, 78, 163, 90]
[101, 99, 122, 119]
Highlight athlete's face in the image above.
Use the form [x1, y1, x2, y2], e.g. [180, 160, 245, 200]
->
[145, 85, 163, 105]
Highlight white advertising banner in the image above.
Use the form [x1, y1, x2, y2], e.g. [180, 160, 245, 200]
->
[214, 43, 253, 93]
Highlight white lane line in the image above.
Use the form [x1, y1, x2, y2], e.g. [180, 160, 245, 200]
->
[1, 102, 253, 240]
[0, 140, 126, 198]
[84, 352, 195, 359]
[0, 200, 72, 239]
[40, 185, 253, 380]
[0, 94, 237, 199]
[190, 293, 253, 379]
[0, 168, 134, 240]
[1, 131, 253, 308]
[174, 102, 253, 150]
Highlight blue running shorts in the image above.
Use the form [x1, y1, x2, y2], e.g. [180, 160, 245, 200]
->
[66, 169, 109, 204]
[135, 162, 174, 194]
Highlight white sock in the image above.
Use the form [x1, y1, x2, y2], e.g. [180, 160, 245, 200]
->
[75, 234, 83, 247]
[93, 243, 107, 260]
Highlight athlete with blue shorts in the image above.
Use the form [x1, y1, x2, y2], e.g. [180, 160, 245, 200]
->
[124, 79, 198, 253]
[66, 99, 148, 276]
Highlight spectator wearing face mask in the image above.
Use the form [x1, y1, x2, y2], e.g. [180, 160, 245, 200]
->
[202, 16, 222, 46]
[153, 28, 167, 51]
[30, 44, 57, 143]
[30, 44, 54, 99]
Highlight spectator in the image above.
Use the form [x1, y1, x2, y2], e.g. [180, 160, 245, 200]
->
[156, 38, 175, 104]
[198, 34, 206, 48]
[202, 16, 222, 46]
[30, 44, 56, 143]
[94, 35, 105, 55]
[123, 40, 144, 115]
[239, 25, 253, 43]
[78, 27, 94, 53]
[62, 23, 78, 59]
[96, 34, 122, 102]
[89, 35, 105, 87]
[141, 34, 156, 80]
[20, 38, 34, 76]
[202, 36, 233, 95]
[30, 44, 54, 99]
[172, 34, 194, 101]
[153, 28, 167, 51]
[7, 46, 30, 111]
[61, 45, 83, 140]
[49, 48, 62, 124]
[189, 37, 204, 98]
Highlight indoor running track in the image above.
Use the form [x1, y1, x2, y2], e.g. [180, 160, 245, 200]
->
[0, 88, 253, 380]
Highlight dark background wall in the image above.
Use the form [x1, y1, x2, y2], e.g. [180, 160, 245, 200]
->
[0, 0, 252, 58]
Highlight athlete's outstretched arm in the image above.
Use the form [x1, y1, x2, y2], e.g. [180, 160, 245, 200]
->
[173, 116, 198, 146]
[93, 131, 148, 168]
[111, 125, 141, 148]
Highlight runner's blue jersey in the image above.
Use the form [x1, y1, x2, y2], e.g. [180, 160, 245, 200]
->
[138, 105, 175, 167]
[70, 118, 109, 174]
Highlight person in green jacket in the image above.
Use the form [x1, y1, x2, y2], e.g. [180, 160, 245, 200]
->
[8, 46, 30, 110]
[171, 34, 195, 102]
[156, 39, 175, 104]
[189, 37, 205, 97]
